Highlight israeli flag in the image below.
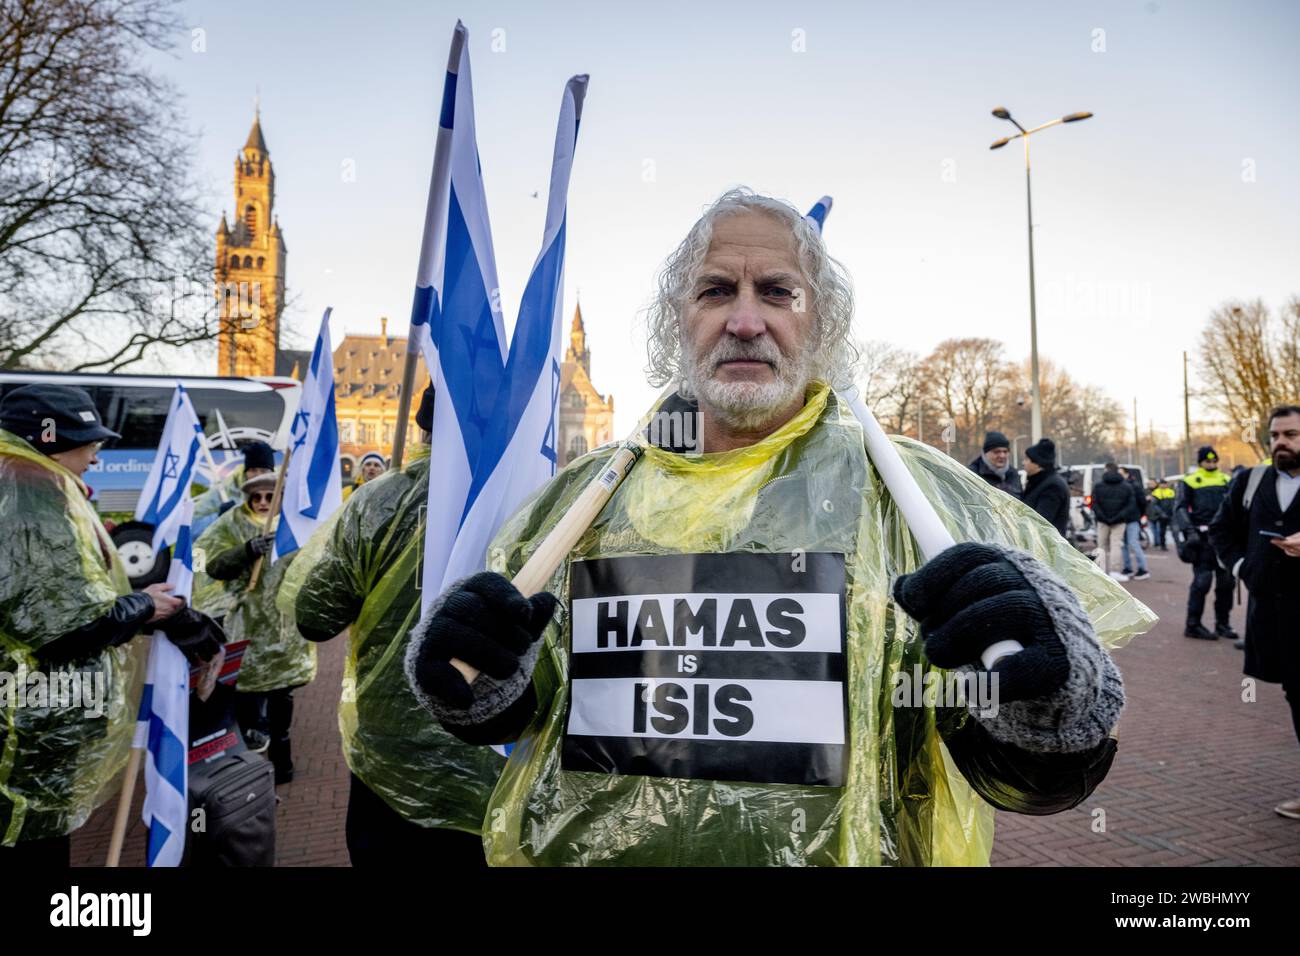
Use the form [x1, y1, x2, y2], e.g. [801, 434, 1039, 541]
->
[134, 495, 194, 867]
[410, 22, 508, 607]
[274, 308, 343, 561]
[437, 74, 589, 596]
[135, 384, 204, 554]
[805, 195, 832, 233]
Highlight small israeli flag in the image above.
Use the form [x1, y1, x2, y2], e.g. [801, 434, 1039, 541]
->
[134, 495, 195, 867]
[274, 308, 344, 560]
[134, 384, 204, 555]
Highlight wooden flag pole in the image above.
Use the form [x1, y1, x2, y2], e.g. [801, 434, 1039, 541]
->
[105, 735, 145, 867]
[247, 446, 291, 592]
[448, 441, 643, 685]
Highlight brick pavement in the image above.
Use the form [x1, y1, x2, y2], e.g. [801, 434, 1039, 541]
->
[72, 547, 1299, 866]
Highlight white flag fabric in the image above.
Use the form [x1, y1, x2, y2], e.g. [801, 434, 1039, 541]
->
[134, 495, 194, 868]
[435, 73, 589, 599]
[134, 384, 204, 555]
[409, 21, 508, 612]
[805, 195, 832, 233]
[274, 308, 343, 561]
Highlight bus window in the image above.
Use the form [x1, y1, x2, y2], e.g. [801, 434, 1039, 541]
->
[188, 387, 288, 447]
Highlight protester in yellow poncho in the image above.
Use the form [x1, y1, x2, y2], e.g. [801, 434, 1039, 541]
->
[342, 452, 388, 502]
[286, 387, 504, 867]
[195, 470, 316, 783]
[405, 190, 1156, 866]
[0, 385, 186, 865]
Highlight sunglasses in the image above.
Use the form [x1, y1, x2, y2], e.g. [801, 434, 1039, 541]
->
[249, 492, 275, 503]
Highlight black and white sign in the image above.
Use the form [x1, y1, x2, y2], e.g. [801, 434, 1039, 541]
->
[562, 552, 847, 787]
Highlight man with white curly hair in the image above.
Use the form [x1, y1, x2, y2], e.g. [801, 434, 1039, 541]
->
[405, 189, 1153, 866]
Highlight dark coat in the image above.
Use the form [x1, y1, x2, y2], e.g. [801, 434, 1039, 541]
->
[1023, 466, 1071, 537]
[1209, 466, 1300, 685]
[1091, 470, 1139, 525]
[968, 454, 1023, 499]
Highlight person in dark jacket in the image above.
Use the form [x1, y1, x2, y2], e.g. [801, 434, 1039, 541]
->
[1091, 462, 1141, 580]
[1209, 405, 1300, 819]
[1021, 438, 1070, 537]
[968, 431, 1023, 499]
[1174, 446, 1235, 640]
[0, 385, 192, 866]
[1118, 467, 1150, 579]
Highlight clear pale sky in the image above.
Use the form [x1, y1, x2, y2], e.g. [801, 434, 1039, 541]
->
[157, 0, 1300, 438]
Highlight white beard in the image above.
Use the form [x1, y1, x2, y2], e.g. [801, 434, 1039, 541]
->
[684, 336, 811, 432]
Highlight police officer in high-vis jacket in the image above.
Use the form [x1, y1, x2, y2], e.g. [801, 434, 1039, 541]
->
[1173, 445, 1236, 640]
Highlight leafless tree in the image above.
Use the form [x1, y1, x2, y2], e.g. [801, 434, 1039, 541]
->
[1198, 298, 1300, 457]
[856, 340, 928, 437]
[922, 337, 1013, 462]
[0, 0, 214, 372]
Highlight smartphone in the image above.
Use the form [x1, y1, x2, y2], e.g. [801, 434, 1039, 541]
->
[1259, 530, 1284, 538]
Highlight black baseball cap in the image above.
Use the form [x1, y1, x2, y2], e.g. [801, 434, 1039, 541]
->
[0, 384, 120, 455]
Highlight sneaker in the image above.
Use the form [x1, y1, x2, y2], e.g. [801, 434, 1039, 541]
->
[1184, 622, 1217, 640]
[243, 728, 270, 753]
[1215, 623, 1239, 640]
[1132, 571, 1151, 581]
[1233, 638, 1246, 650]
[1108, 571, 1131, 582]
[1121, 569, 1134, 576]
[1275, 798, 1300, 820]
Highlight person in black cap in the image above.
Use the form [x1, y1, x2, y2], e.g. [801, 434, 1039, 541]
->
[1172, 445, 1236, 640]
[0, 384, 215, 865]
[968, 430, 1023, 499]
[1021, 438, 1070, 537]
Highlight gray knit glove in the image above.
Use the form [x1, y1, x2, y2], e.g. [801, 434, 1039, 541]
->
[404, 572, 557, 727]
[893, 543, 1124, 753]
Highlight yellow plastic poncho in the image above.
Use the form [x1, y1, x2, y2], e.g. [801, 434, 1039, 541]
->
[192, 465, 244, 524]
[193, 504, 316, 694]
[190, 466, 244, 620]
[481, 385, 1155, 866]
[282, 446, 505, 831]
[0, 430, 142, 845]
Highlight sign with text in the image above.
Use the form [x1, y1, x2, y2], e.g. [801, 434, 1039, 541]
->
[563, 552, 847, 787]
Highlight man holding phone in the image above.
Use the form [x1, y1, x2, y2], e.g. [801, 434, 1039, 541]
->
[1210, 405, 1300, 819]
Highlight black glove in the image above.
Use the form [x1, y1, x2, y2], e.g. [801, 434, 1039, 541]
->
[156, 607, 225, 665]
[245, 534, 275, 558]
[412, 572, 558, 710]
[892, 543, 1069, 704]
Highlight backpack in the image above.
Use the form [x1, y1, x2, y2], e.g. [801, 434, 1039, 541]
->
[1243, 464, 1269, 511]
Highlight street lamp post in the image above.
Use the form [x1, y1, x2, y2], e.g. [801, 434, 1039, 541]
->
[990, 107, 1093, 444]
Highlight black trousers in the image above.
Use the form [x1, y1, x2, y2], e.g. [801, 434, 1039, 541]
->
[235, 687, 295, 775]
[1284, 681, 1300, 747]
[0, 833, 70, 867]
[345, 773, 487, 869]
[1187, 544, 1233, 625]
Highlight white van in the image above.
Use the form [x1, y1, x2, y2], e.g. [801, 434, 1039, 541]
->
[0, 371, 301, 583]
[1061, 462, 1150, 548]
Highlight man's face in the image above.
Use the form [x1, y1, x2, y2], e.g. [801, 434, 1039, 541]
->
[1202, 457, 1219, 471]
[1271, 413, 1300, 472]
[1023, 453, 1040, 476]
[681, 211, 812, 430]
[362, 459, 385, 480]
[247, 489, 274, 516]
[49, 440, 104, 477]
[986, 447, 1009, 470]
